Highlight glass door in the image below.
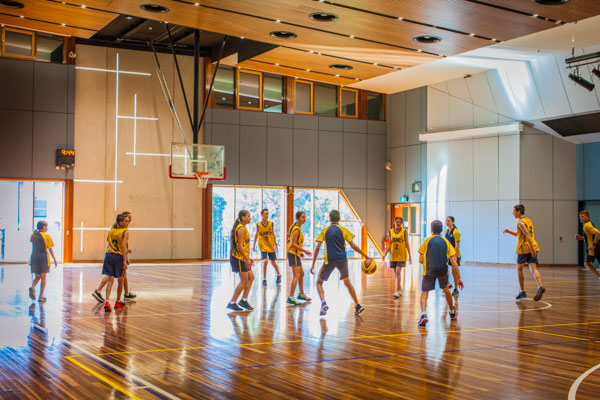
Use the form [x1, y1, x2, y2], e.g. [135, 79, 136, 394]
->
[391, 203, 421, 254]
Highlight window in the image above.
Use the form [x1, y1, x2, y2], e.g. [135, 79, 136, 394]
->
[236, 69, 262, 110]
[367, 92, 384, 120]
[2, 27, 35, 59]
[340, 88, 358, 118]
[263, 74, 283, 113]
[36, 33, 64, 63]
[213, 65, 235, 109]
[294, 80, 313, 114]
[314, 83, 337, 116]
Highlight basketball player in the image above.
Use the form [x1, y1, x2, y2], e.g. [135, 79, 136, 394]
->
[575, 210, 600, 279]
[445, 216, 461, 296]
[287, 211, 312, 305]
[227, 210, 255, 311]
[253, 208, 281, 286]
[503, 204, 545, 301]
[382, 216, 412, 298]
[310, 210, 372, 316]
[29, 221, 57, 303]
[98, 214, 129, 312]
[417, 220, 463, 326]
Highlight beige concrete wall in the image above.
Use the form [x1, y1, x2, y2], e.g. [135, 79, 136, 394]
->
[73, 45, 205, 260]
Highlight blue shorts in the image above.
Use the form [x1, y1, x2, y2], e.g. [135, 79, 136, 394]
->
[30, 253, 49, 274]
[389, 261, 406, 269]
[261, 251, 277, 261]
[288, 253, 301, 267]
[517, 253, 538, 265]
[230, 255, 249, 273]
[102, 253, 124, 278]
[422, 274, 449, 292]
[318, 261, 349, 281]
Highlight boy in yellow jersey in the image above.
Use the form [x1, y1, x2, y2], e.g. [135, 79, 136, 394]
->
[417, 220, 462, 326]
[382, 216, 412, 298]
[575, 210, 600, 279]
[253, 208, 281, 286]
[227, 210, 255, 311]
[445, 216, 461, 296]
[287, 211, 312, 305]
[95, 214, 129, 312]
[503, 204, 545, 301]
[311, 210, 372, 316]
[28, 221, 57, 303]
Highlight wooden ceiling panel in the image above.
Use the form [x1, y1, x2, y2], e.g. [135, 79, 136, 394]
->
[0, 14, 96, 38]
[237, 59, 356, 86]
[485, 0, 600, 22]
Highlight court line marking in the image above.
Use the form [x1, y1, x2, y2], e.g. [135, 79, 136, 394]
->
[362, 300, 552, 313]
[518, 329, 590, 341]
[65, 356, 143, 400]
[96, 320, 600, 356]
[568, 362, 600, 400]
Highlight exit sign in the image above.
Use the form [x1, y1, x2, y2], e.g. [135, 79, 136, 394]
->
[399, 196, 408, 202]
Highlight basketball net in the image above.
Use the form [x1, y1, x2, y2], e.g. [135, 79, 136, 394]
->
[194, 171, 210, 189]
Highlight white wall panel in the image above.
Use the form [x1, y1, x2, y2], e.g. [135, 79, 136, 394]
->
[485, 69, 520, 121]
[466, 72, 497, 113]
[474, 136, 499, 201]
[367, 189, 387, 247]
[427, 141, 449, 207]
[293, 129, 318, 187]
[529, 55, 571, 118]
[449, 96, 474, 129]
[239, 125, 267, 185]
[448, 201, 474, 262]
[499, 200, 519, 264]
[426, 201, 449, 227]
[406, 88, 423, 145]
[520, 134, 553, 200]
[430, 81, 449, 94]
[389, 146, 406, 201]
[498, 135, 519, 200]
[446, 77, 472, 103]
[520, 200, 553, 264]
[505, 62, 545, 121]
[474, 105, 499, 126]
[367, 134, 386, 189]
[426, 87, 450, 132]
[405, 144, 422, 203]
[345, 189, 367, 224]
[449, 139, 474, 201]
[553, 200, 578, 264]
[474, 201, 499, 263]
[388, 91, 406, 148]
[552, 136, 577, 201]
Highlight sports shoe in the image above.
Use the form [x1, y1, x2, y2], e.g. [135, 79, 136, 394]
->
[297, 293, 312, 302]
[452, 288, 459, 296]
[516, 291, 527, 300]
[320, 302, 329, 316]
[29, 287, 35, 300]
[393, 290, 402, 299]
[104, 301, 111, 312]
[262, 279, 267, 286]
[38, 296, 46, 303]
[449, 308, 457, 320]
[238, 299, 254, 311]
[354, 303, 365, 316]
[226, 302, 243, 311]
[276, 275, 281, 285]
[533, 286, 546, 302]
[114, 301, 126, 309]
[418, 314, 428, 326]
[92, 290, 104, 303]
[449, 284, 453, 289]
[287, 296, 301, 305]
[124, 292, 136, 299]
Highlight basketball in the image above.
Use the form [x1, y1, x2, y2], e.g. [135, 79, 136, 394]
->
[361, 259, 377, 275]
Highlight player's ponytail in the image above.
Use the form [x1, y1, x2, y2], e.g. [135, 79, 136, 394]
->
[230, 210, 249, 252]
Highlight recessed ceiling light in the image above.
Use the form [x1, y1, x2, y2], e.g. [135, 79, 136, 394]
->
[0, 1, 24, 9]
[306, 69, 310, 71]
[413, 35, 442, 44]
[81, 5, 86, 8]
[61, 23, 66, 26]
[398, 17, 404, 20]
[492, 38, 497, 42]
[148, 26, 153, 30]
[335, 74, 340, 77]
[19, 14, 23, 18]
[240, 36, 244, 39]
[535, 0, 570, 4]
[469, 33, 475, 36]
[309, 50, 314, 53]
[329, 64, 353, 70]
[126, 15, 134, 20]
[417, 49, 422, 52]
[309, 12, 338, 22]
[270, 31, 297, 39]
[349, 35, 355, 38]
[276, 19, 281, 23]
[532, 14, 539, 17]
[275, 63, 279, 66]
[139, 4, 169, 13]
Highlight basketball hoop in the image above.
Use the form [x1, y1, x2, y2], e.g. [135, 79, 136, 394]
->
[194, 171, 210, 189]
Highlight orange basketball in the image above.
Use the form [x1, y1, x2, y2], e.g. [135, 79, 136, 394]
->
[361, 259, 377, 275]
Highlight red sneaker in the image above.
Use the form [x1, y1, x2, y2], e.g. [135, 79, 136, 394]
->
[114, 301, 126, 309]
[104, 301, 111, 312]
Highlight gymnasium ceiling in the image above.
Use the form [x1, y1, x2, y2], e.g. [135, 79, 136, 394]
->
[2, 0, 600, 91]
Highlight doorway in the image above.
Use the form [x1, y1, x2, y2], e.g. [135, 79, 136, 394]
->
[391, 203, 421, 253]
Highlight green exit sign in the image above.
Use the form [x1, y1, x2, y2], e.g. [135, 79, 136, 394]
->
[399, 196, 408, 202]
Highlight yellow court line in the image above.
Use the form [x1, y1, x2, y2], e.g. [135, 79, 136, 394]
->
[96, 321, 600, 356]
[518, 329, 591, 341]
[66, 356, 144, 400]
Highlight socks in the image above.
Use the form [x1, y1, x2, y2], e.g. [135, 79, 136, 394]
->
[242, 298, 247, 302]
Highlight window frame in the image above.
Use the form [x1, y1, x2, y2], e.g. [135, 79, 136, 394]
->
[2, 27, 36, 60]
[339, 87, 359, 119]
[294, 79, 314, 115]
[366, 91, 385, 121]
[235, 68, 263, 111]
[262, 73, 284, 113]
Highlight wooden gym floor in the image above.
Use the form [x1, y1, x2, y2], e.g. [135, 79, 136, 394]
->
[0, 260, 599, 399]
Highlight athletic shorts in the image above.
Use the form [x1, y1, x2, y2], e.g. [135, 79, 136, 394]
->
[318, 261, 349, 281]
[517, 253, 539, 265]
[448, 257, 461, 266]
[230, 255, 249, 273]
[421, 274, 449, 292]
[390, 261, 406, 269]
[102, 253, 125, 278]
[288, 253, 302, 267]
[261, 251, 277, 261]
[30, 253, 49, 274]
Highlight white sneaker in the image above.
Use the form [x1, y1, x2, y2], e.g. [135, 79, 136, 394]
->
[393, 290, 402, 298]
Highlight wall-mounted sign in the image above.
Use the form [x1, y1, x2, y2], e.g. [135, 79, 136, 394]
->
[412, 181, 422, 193]
[56, 148, 75, 169]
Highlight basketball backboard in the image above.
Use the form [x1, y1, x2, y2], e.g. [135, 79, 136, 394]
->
[169, 142, 225, 180]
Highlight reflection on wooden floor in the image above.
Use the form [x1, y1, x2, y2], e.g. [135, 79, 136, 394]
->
[1, 261, 599, 399]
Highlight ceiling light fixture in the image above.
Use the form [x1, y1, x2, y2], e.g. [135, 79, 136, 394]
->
[194, 2, 199, 5]
[270, 31, 297, 39]
[276, 19, 281, 23]
[309, 12, 339, 22]
[126, 15, 134, 20]
[592, 67, 600, 79]
[139, 4, 169, 13]
[329, 64, 353, 70]
[398, 17, 404, 20]
[413, 35, 442, 44]
[81, 5, 86, 8]
[568, 72, 595, 91]
[0, 0, 24, 8]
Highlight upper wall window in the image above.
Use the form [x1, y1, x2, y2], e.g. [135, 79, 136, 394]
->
[213, 65, 235, 109]
[236, 69, 262, 110]
[340, 88, 358, 118]
[36, 33, 64, 63]
[367, 92, 384, 121]
[295, 80, 313, 114]
[2, 27, 35, 59]
[263, 73, 283, 113]
[315, 83, 337, 117]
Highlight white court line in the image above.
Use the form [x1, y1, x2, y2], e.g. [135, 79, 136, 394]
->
[568, 362, 600, 400]
[362, 299, 552, 313]
[33, 323, 181, 400]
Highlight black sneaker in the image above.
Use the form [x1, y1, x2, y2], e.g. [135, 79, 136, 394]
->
[92, 290, 104, 303]
[354, 303, 365, 316]
[276, 275, 281, 285]
[516, 291, 527, 300]
[320, 302, 329, 316]
[226, 302, 243, 311]
[262, 279, 267, 286]
[452, 288, 459, 296]
[124, 292, 136, 299]
[449, 308, 457, 320]
[238, 299, 254, 311]
[449, 284, 453, 289]
[533, 286, 546, 302]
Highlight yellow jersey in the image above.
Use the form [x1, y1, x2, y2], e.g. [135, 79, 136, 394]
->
[583, 221, 599, 256]
[444, 227, 461, 258]
[107, 227, 127, 255]
[287, 224, 304, 256]
[40, 232, 54, 266]
[389, 227, 407, 262]
[232, 223, 250, 260]
[516, 217, 540, 255]
[257, 221, 275, 252]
